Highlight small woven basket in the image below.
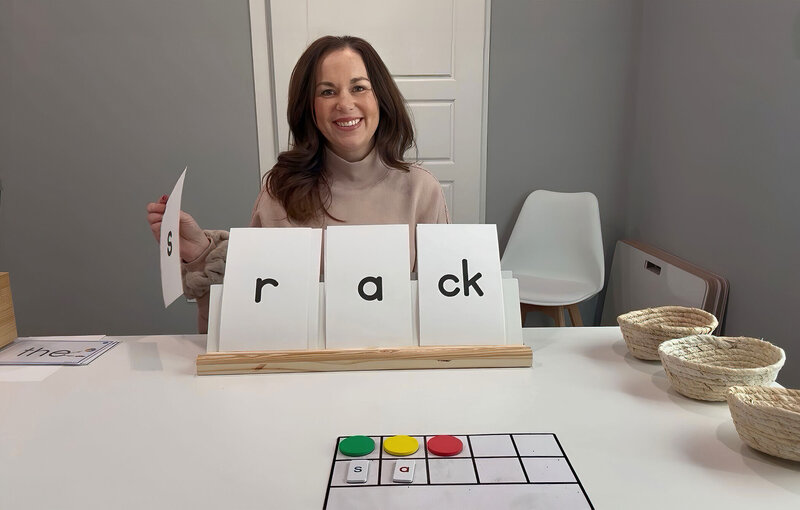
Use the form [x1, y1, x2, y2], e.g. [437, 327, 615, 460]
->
[727, 386, 800, 462]
[617, 306, 718, 360]
[658, 335, 785, 401]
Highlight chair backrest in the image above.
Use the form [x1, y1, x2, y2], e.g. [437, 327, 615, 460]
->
[501, 190, 604, 291]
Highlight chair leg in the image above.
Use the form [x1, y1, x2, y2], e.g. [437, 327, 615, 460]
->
[553, 306, 566, 327]
[567, 304, 583, 327]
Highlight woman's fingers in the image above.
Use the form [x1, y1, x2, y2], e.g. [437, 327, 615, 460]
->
[146, 202, 167, 214]
[146, 196, 208, 258]
[147, 203, 165, 243]
[147, 197, 168, 242]
[149, 220, 161, 241]
[147, 212, 164, 225]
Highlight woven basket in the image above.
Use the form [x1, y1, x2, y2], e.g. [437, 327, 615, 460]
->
[617, 306, 718, 360]
[727, 386, 800, 462]
[658, 335, 785, 401]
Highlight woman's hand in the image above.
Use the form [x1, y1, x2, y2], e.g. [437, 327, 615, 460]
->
[146, 195, 211, 262]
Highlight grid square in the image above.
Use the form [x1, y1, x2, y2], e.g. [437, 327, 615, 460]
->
[475, 457, 527, 483]
[330, 460, 379, 487]
[428, 458, 478, 484]
[381, 436, 426, 459]
[335, 436, 381, 460]
[513, 434, 563, 457]
[469, 434, 517, 457]
[522, 457, 576, 483]
[379, 459, 428, 485]
[425, 435, 471, 458]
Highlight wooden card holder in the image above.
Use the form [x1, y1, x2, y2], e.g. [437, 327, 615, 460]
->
[196, 276, 532, 375]
[0, 272, 18, 349]
[197, 345, 532, 375]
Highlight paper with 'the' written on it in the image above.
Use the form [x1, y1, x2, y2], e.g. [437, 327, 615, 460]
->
[0, 336, 117, 366]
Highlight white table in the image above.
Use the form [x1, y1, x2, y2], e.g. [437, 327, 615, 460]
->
[1, 328, 797, 509]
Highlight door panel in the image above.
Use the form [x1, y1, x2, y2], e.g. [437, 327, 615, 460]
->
[308, 0, 455, 77]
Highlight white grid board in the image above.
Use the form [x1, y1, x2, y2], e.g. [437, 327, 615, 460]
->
[324, 433, 594, 509]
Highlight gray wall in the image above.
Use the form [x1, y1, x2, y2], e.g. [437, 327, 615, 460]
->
[628, 0, 800, 387]
[486, 0, 641, 325]
[0, 0, 259, 335]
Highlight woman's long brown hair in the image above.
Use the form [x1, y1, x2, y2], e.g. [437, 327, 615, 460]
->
[265, 35, 415, 223]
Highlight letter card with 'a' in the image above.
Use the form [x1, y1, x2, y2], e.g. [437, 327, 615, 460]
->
[324, 225, 413, 349]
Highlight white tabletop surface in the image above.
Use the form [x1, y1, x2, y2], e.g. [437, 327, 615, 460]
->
[1, 327, 797, 509]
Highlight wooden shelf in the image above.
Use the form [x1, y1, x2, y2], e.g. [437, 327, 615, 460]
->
[0, 273, 17, 350]
[196, 344, 532, 375]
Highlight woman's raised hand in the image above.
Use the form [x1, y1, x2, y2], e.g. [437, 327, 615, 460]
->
[146, 195, 211, 262]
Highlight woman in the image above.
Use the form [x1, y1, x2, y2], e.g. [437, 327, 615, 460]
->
[147, 35, 449, 332]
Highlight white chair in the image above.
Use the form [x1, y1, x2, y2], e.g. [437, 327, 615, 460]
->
[501, 190, 604, 327]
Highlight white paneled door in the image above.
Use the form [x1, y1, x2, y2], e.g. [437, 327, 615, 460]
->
[250, 0, 489, 223]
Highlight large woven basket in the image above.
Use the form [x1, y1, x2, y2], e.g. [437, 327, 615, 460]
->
[658, 335, 785, 401]
[617, 306, 718, 360]
[727, 386, 800, 462]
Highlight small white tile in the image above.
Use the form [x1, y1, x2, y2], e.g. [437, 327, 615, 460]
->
[380, 460, 427, 485]
[346, 460, 369, 484]
[330, 460, 379, 487]
[475, 457, 527, 483]
[522, 457, 576, 483]
[392, 459, 416, 483]
[513, 434, 563, 457]
[469, 434, 517, 457]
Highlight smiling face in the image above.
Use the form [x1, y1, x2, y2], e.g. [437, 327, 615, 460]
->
[313, 48, 380, 162]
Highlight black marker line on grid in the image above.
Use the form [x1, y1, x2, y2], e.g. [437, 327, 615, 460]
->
[322, 438, 341, 509]
[377, 436, 384, 485]
[553, 434, 595, 509]
[509, 433, 530, 483]
[465, 435, 480, 483]
[423, 436, 430, 484]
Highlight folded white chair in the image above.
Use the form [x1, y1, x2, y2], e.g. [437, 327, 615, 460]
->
[501, 190, 604, 326]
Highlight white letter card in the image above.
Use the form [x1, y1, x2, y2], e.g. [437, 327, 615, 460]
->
[324, 225, 413, 349]
[218, 227, 320, 351]
[416, 224, 506, 345]
[159, 167, 187, 307]
[306, 229, 323, 349]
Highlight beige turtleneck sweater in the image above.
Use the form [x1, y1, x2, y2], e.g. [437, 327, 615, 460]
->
[182, 148, 450, 332]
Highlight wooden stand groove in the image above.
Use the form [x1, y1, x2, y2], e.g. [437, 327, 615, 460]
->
[196, 344, 532, 375]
